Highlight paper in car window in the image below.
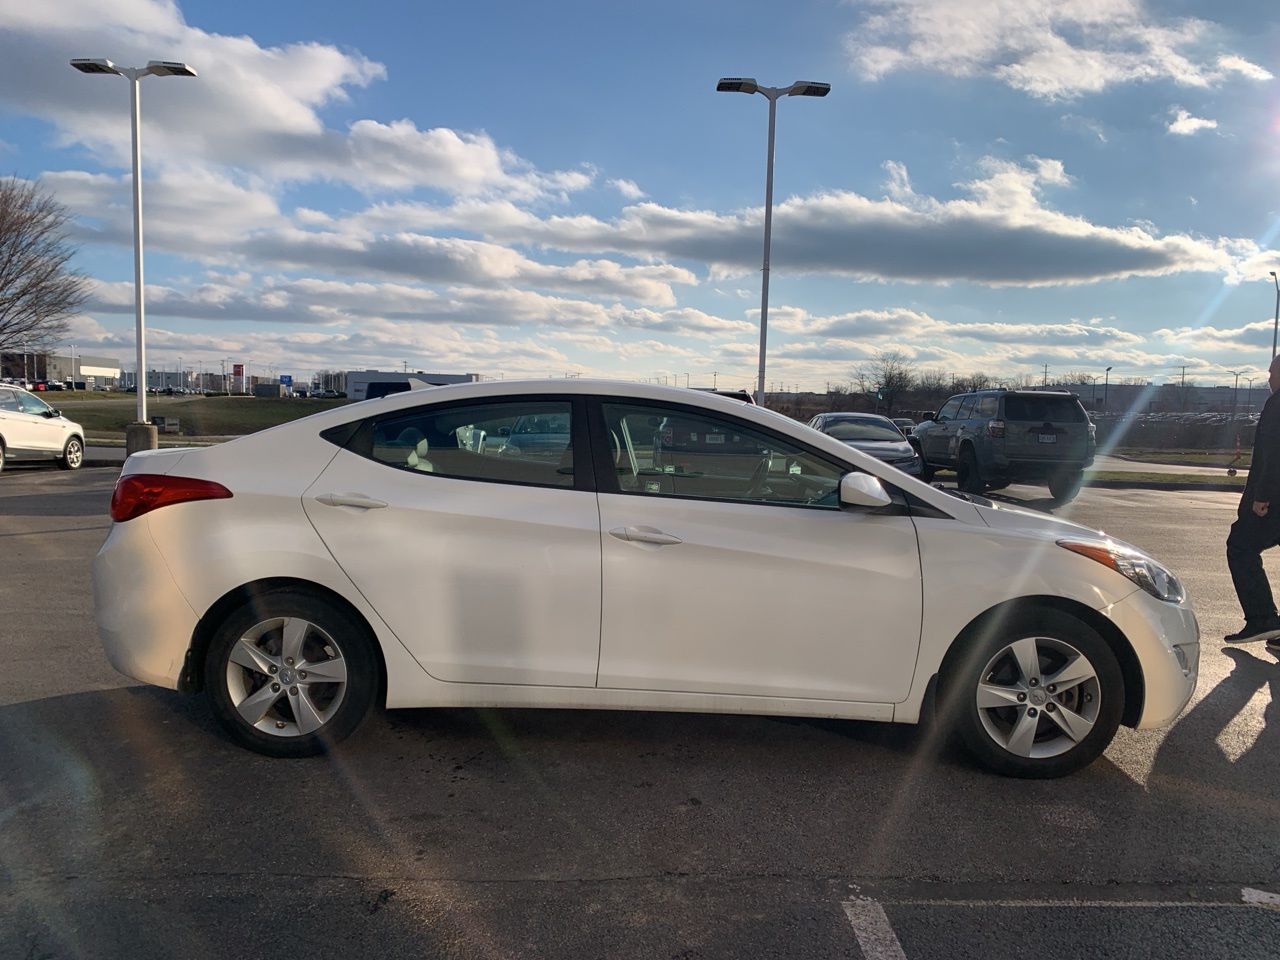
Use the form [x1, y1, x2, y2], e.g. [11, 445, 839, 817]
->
[706, 434, 725, 444]
[645, 481, 662, 493]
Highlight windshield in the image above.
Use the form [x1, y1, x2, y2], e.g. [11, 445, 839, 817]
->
[823, 418, 904, 442]
[1004, 395, 1085, 423]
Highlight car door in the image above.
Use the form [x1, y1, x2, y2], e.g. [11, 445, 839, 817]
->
[946, 394, 978, 461]
[590, 398, 923, 703]
[3, 389, 52, 453]
[920, 396, 962, 463]
[303, 395, 603, 687]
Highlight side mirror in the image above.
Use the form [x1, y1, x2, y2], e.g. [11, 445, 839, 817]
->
[922, 411, 936, 422]
[46, 409, 60, 418]
[839, 472, 893, 510]
[498, 426, 511, 437]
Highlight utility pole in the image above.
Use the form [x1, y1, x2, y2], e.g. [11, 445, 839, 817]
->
[1042, 363, 1049, 386]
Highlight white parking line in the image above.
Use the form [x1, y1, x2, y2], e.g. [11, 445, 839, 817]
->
[842, 899, 908, 960]
[1242, 888, 1280, 907]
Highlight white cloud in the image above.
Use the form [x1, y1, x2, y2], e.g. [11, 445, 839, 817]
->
[445, 156, 1246, 286]
[1167, 109, 1218, 135]
[0, 0, 591, 198]
[607, 178, 646, 200]
[845, 0, 1274, 99]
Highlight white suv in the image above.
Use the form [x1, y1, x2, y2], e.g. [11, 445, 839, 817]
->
[0, 386, 85, 472]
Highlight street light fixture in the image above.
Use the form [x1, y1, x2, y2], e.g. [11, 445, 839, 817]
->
[71, 57, 197, 450]
[1103, 365, 1113, 413]
[716, 76, 830, 405]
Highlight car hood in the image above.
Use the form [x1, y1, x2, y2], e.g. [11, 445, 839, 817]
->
[841, 439, 915, 460]
[972, 497, 1140, 552]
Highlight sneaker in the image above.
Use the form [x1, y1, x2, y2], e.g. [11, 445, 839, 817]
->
[1267, 637, 1280, 655]
[1224, 618, 1280, 643]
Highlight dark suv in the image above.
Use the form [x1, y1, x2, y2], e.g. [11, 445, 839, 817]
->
[911, 389, 1095, 501]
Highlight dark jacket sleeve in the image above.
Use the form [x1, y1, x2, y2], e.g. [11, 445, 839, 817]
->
[1254, 396, 1280, 503]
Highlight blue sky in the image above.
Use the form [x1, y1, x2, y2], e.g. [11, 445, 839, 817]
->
[2, 0, 1279, 389]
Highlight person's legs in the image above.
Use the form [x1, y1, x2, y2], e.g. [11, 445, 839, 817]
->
[1227, 512, 1280, 621]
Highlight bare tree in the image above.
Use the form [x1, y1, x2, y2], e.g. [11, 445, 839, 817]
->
[854, 349, 916, 414]
[0, 177, 88, 354]
[915, 368, 950, 405]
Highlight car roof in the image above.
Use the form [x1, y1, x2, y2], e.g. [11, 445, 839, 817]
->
[823, 412, 894, 423]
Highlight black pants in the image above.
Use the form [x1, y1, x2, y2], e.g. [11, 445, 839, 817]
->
[1227, 505, 1280, 620]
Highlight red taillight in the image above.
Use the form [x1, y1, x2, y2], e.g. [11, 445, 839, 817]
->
[110, 474, 233, 522]
[987, 419, 1005, 438]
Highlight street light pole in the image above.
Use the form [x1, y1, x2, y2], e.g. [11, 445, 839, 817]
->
[1271, 271, 1279, 360]
[71, 58, 197, 450]
[1103, 366, 1112, 413]
[716, 77, 830, 405]
[1228, 369, 1244, 418]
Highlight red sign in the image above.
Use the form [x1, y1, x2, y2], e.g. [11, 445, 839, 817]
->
[232, 364, 244, 377]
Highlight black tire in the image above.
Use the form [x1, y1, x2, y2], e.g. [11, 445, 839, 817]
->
[918, 458, 935, 483]
[956, 445, 985, 493]
[204, 588, 380, 757]
[938, 608, 1125, 778]
[985, 478, 1010, 492]
[59, 436, 83, 470]
[0, 441, 5, 474]
[1048, 469, 1084, 503]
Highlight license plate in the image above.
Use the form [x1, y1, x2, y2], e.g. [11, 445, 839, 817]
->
[1038, 433, 1057, 444]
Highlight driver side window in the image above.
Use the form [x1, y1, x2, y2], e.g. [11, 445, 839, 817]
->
[17, 392, 49, 416]
[935, 397, 962, 421]
[600, 402, 843, 508]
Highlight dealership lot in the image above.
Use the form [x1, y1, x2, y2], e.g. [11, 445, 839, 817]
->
[3, 467, 1279, 958]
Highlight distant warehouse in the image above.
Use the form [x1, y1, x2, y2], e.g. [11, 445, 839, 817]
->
[345, 370, 481, 401]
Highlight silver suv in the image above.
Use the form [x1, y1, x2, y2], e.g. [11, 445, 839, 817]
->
[912, 389, 1095, 501]
[0, 386, 85, 473]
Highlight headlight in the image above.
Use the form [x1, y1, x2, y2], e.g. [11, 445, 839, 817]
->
[1058, 540, 1186, 603]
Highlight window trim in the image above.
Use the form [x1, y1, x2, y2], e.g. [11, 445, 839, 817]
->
[586, 396, 855, 511]
[330, 393, 596, 493]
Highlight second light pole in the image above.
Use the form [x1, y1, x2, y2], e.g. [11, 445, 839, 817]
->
[716, 77, 830, 404]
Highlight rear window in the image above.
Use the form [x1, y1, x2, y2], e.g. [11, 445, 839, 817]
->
[823, 418, 904, 442]
[1004, 395, 1085, 423]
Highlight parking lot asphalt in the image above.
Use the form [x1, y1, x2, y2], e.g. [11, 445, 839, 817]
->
[3, 467, 1280, 959]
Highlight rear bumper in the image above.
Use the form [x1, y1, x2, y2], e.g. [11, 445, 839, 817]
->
[990, 455, 1095, 477]
[1100, 590, 1199, 729]
[93, 518, 199, 690]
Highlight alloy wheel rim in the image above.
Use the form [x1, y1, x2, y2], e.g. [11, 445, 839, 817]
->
[975, 635, 1101, 759]
[67, 441, 82, 467]
[225, 617, 348, 738]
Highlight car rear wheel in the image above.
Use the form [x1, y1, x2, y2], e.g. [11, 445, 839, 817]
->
[59, 436, 83, 470]
[1048, 469, 1084, 503]
[0, 442, 5, 474]
[204, 589, 380, 757]
[956, 445, 984, 493]
[940, 609, 1124, 778]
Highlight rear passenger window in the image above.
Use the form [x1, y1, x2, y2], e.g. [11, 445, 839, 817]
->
[976, 396, 998, 417]
[356, 400, 575, 488]
[956, 395, 977, 419]
[0, 390, 19, 412]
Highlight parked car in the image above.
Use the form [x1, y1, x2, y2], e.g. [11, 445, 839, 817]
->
[0, 385, 85, 472]
[911, 389, 1096, 501]
[892, 417, 916, 436]
[807, 412, 922, 476]
[94, 380, 1197, 778]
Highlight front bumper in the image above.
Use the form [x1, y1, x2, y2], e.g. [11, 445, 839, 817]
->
[1100, 589, 1199, 729]
[93, 518, 200, 690]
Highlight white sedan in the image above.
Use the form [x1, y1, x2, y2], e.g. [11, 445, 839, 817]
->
[94, 380, 1198, 777]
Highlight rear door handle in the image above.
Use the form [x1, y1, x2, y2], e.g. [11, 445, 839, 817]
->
[609, 525, 683, 545]
[315, 493, 388, 510]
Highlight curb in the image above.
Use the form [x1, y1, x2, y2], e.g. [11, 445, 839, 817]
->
[1084, 479, 1243, 493]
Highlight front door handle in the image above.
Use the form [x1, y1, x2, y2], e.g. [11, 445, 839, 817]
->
[315, 493, 389, 510]
[609, 525, 683, 545]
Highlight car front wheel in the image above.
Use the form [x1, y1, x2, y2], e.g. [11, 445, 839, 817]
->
[60, 436, 83, 470]
[204, 589, 380, 757]
[940, 609, 1125, 778]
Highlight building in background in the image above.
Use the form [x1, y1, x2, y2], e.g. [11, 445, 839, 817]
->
[1, 351, 122, 388]
[344, 370, 480, 401]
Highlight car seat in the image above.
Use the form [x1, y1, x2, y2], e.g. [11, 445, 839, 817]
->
[406, 438, 434, 472]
